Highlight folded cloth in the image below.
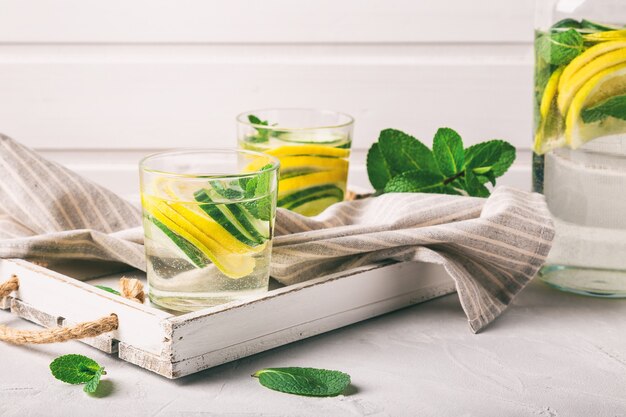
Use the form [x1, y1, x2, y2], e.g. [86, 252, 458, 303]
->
[0, 134, 554, 332]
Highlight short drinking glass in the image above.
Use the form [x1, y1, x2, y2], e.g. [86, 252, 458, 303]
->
[237, 109, 353, 216]
[139, 149, 279, 311]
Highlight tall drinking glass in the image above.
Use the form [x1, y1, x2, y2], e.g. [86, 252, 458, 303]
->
[140, 149, 279, 311]
[237, 109, 353, 216]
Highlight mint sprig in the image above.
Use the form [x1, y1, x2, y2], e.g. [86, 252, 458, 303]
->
[252, 367, 351, 397]
[366, 128, 516, 197]
[50, 354, 106, 394]
[248, 114, 274, 143]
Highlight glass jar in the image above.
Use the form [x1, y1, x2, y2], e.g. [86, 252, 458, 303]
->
[533, 0, 626, 296]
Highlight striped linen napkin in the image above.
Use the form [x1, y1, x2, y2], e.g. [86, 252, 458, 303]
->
[0, 134, 554, 332]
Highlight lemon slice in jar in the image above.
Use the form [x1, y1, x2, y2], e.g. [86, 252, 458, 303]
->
[565, 62, 626, 149]
[558, 45, 626, 114]
[583, 30, 626, 43]
[534, 67, 567, 155]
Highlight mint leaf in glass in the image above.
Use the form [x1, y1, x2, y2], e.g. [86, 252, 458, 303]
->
[50, 354, 106, 395]
[241, 163, 275, 221]
[432, 127, 464, 177]
[580, 19, 623, 32]
[536, 29, 584, 65]
[581, 94, 626, 123]
[252, 367, 351, 397]
[551, 18, 582, 31]
[248, 114, 272, 143]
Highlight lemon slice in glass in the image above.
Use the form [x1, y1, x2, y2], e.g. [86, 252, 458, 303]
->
[142, 194, 256, 279]
[154, 178, 266, 253]
[278, 169, 347, 196]
[565, 62, 626, 148]
[266, 145, 349, 158]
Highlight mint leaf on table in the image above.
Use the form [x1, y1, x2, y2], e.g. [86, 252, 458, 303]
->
[252, 367, 351, 397]
[95, 285, 120, 296]
[366, 127, 516, 197]
[83, 368, 105, 393]
[581, 94, 626, 123]
[432, 127, 464, 177]
[536, 29, 584, 65]
[50, 354, 106, 394]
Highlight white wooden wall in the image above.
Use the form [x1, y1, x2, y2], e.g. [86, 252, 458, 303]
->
[0, 0, 535, 195]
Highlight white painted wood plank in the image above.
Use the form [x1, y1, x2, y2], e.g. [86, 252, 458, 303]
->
[0, 259, 171, 355]
[0, 0, 534, 43]
[118, 343, 173, 378]
[164, 262, 455, 364]
[0, 45, 533, 151]
[167, 273, 454, 378]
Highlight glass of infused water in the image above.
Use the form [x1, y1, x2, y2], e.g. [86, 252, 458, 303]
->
[237, 109, 353, 216]
[140, 149, 279, 311]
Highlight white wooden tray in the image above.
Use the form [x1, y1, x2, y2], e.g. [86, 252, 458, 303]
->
[0, 259, 455, 378]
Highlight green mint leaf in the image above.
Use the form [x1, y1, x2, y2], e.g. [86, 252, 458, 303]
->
[95, 285, 120, 296]
[83, 368, 105, 394]
[241, 163, 275, 221]
[537, 29, 584, 65]
[464, 170, 490, 197]
[432, 127, 464, 177]
[366, 143, 393, 191]
[580, 19, 622, 32]
[252, 367, 351, 397]
[377, 129, 439, 176]
[581, 94, 626, 123]
[464, 140, 516, 182]
[475, 168, 497, 187]
[551, 18, 582, 31]
[383, 170, 446, 193]
[50, 354, 103, 385]
[248, 115, 266, 126]
[247, 114, 271, 143]
[366, 127, 516, 196]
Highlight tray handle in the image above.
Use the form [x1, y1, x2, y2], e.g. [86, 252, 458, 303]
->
[0, 274, 144, 345]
